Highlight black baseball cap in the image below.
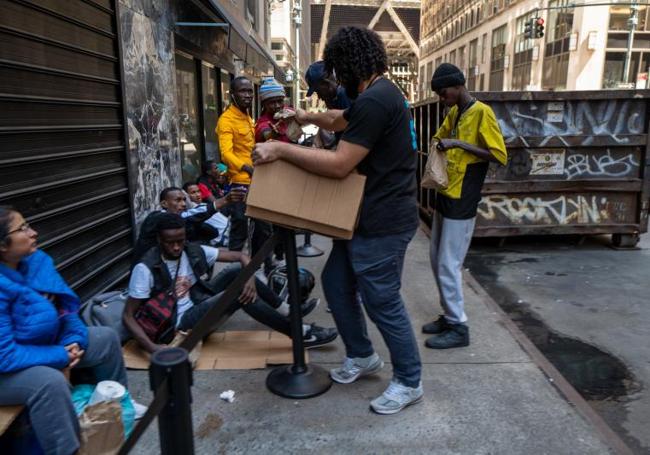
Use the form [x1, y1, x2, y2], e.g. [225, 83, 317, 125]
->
[305, 61, 328, 96]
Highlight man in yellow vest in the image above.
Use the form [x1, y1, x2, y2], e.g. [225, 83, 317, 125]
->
[424, 63, 507, 349]
[216, 76, 256, 252]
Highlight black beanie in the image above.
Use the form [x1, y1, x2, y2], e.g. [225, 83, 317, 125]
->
[430, 63, 466, 92]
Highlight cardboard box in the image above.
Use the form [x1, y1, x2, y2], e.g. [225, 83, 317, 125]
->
[123, 331, 302, 370]
[246, 160, 366, 240]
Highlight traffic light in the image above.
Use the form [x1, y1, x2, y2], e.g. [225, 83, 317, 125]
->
[534, 17, 545, 38]
[524, 19, 534, 39]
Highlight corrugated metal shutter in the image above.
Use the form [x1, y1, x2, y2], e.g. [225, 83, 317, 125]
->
[0, 0, 134, 301]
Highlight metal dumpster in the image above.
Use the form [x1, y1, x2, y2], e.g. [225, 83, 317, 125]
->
[412, 90, 650, 246]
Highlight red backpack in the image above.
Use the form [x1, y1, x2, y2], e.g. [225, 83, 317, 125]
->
[134, 260, 179, 344]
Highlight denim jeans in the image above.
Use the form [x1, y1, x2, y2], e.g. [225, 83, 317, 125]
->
[178, 264, 291, 336]
[0, 326, 127, 455]
[321, 228, 421, 387]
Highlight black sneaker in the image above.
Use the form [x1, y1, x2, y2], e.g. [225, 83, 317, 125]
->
[301, 298, 320, 317]
[303, 324, 338, 349]
[422, 315, 449, 334]
[425, 324, 469, 349]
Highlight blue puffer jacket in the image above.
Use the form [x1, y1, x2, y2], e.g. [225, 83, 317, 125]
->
[0, 250, 88, 373]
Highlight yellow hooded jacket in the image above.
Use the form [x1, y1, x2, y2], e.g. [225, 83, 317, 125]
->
[216, 105, 255, 185]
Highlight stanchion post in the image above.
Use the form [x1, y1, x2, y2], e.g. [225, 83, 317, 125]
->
[266, 227, 332, 398]
[149, 347, 194, 455]
[296, 232, 324, 258]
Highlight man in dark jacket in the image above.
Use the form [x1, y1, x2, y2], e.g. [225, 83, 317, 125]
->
[123, 214, 337, 354]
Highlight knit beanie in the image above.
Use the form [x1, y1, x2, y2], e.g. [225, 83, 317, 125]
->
[259, 77, 286, 102]
[430, 63, 466, 92]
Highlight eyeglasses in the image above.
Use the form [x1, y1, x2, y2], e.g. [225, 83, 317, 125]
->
[7, 222, 31, 236]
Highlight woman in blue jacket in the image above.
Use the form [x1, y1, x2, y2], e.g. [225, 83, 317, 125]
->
[0, 207, 140, 455]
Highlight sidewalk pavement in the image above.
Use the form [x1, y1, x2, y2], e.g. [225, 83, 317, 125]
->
[126, 228, 617, 454]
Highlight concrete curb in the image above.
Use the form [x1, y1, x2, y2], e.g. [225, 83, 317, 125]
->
[420, 222, 632, 455]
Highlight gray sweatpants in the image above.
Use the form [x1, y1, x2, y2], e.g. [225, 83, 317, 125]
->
[430, 212, 476, 324]
[0, 326, 127, 455]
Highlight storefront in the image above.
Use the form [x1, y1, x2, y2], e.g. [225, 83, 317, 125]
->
[0, 0, 281, 300]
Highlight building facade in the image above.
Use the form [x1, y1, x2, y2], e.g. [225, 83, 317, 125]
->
[270, 0, 311, 106]
[0, 0, 282, 300]
[418, 0, 649, 100]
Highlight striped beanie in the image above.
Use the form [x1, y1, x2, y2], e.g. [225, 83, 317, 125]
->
[259, 77, 286, 102]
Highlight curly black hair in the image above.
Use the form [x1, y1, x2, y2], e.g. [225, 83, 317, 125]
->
[323, 27, 387, 90]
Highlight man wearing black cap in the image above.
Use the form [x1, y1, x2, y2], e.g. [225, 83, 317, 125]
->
[305, 60, 351, 147]
[305, 60, 351, 111]
[423, 63, 507, 349]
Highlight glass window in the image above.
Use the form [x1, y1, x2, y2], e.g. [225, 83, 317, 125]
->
[220, 69, 231, 115]
[468, 39, 479, 90]
[202, 63, 219, 163]
[175, 52, 202, 184]
[490, 25, 507, 91]
[512, 11, 537, 90]
[609, 6, 630, 31]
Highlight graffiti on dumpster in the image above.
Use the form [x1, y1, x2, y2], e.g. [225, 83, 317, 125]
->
[563, 150, 640, 180]
[477, 194, 632, 225]
[491, 99, 645, 146]
[488, 148, 641, 180]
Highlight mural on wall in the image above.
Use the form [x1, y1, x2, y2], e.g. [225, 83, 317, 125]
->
[119, 0, 181, 226]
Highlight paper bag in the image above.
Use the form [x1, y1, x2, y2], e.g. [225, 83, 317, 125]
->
[421, 139, 448, 190]
[78, 401, 124, 455]
[274, 108, 303, 143]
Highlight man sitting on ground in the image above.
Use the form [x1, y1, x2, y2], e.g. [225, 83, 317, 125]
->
[132, 186, 245, 263]
[183, 182, 230, 247]
[123, 213, 337, 355]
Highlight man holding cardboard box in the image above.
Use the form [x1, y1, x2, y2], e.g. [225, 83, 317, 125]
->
[253, 26, 422, 415]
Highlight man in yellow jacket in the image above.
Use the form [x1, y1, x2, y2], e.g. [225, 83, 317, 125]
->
[423, 63, 507, 349]
[216, 76, 256, 251]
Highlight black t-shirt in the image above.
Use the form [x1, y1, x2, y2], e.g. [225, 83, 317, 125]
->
[435, 162, 489, 219]
[342, 78, 418, 237]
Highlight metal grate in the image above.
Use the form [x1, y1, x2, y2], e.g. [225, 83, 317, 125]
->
[0, 0, 134, 300]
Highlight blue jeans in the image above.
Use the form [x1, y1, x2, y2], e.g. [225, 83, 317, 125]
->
[322, 228, 421, 387]
[0, 326, 127, 455]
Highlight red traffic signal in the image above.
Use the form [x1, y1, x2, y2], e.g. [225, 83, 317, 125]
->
[534, 16, 545, 38]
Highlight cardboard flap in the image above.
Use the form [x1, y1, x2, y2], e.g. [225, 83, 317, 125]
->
[246, 160, 366, 238]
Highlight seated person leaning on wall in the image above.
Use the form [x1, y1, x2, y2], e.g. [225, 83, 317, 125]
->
[0, 207, 146, 454]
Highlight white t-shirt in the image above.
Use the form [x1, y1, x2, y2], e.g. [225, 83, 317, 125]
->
[128, 246, 220, 326]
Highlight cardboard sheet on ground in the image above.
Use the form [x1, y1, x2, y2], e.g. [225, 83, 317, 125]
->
[0, 405, 22, 435]
[123, 331, 305, 370]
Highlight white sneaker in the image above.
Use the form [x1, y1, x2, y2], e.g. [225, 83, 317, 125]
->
[370, 380, 423, 415]
[131, 400, 148, 419]
[330, 353, 383, 384]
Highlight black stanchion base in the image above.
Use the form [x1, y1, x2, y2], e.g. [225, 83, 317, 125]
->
[266, 364, 332, 399]
[296, 244, 324, 257]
